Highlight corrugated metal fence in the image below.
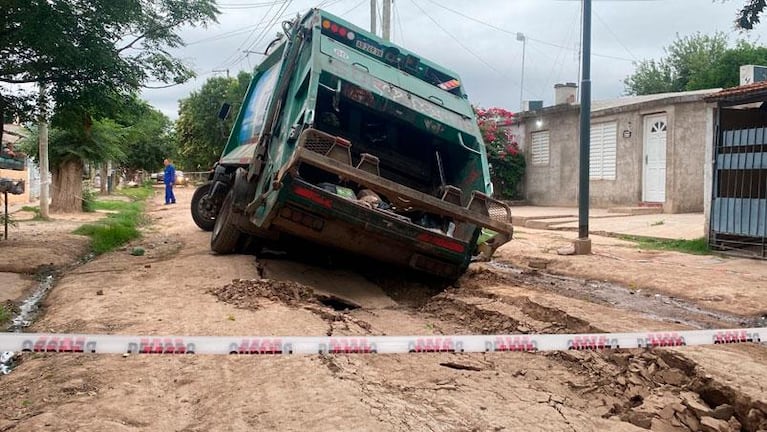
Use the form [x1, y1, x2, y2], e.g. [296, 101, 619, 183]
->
[710, 126, 767, 258]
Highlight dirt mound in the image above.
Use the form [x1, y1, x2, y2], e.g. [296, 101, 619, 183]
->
[210, 278, 317, 310]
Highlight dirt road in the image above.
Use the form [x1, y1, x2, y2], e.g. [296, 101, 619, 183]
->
[1, 187, 766, 431]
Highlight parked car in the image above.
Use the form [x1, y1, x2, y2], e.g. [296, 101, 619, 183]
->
[152, 170, 186, 186]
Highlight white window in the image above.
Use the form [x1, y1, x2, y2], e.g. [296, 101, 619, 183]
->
[531, 130, 550, 166]
[589, 122, 617, 180]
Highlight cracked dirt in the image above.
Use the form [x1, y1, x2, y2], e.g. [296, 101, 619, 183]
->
[0, 187, 766, 431]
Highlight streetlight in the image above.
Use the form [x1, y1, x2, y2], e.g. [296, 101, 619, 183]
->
[516, 32, 526, 112]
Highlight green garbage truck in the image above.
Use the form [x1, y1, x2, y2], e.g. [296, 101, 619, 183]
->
[190, 8, 513, 279]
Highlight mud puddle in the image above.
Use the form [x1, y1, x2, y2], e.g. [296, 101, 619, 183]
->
[488, 261, 763, 330]
[7, 273, 55, 332]
[5, 253, 95, 333]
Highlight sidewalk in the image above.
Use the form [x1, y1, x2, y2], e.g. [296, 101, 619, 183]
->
[511, 206, 705, 240]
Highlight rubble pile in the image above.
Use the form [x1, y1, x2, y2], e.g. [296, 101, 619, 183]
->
[560, 350, 766, 432]
[210, 278, 317, 310]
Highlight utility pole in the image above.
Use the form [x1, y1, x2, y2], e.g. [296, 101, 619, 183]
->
[382, 0, 391, 41]
[38, 82, 50, 219]
[516, 32, 526, 111]
[213, 69, 230, 78]
[370, 0, 377, 35]
[575, 0, 592, 255]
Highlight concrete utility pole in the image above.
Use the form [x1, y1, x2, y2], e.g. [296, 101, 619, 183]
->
[516, 32, 526, 112]
[575, 0, 592, 255]
[382, 0, 392, 41]
[38, 82, 50, 219]
[370, 0, 377, 35]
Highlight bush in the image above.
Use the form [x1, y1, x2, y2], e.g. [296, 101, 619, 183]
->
[82, 188, 97, 212]
[474, 107, 525, 199]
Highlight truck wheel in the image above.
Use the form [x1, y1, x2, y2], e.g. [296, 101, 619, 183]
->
[211, 191, 242, 254]
[191, 183, 221, 232]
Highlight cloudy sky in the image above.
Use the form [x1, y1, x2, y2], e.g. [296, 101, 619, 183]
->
[141, 0, 767, 119]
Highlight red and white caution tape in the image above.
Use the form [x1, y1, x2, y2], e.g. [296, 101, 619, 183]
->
[0, 328, 764, 356]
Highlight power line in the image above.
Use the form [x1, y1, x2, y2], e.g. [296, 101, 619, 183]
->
[185, 22, 271, 46]
[407, 0, 531, 95]
[422, 0, 635, 63]
[340, 0, 366, 16]
[593, 8, 638, 61]
[393, 0, 406, 45]
[217, 1, 288, 8]
[216, 0, 284, 68]
[242, 0, 294, 55]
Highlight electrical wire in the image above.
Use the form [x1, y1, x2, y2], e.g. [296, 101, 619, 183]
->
[422, 0, 635, 63]
[407, 0, 529, 94]
[393, 0, 406, 45]
[340, 0, 366, 17]
[593, 8, 638, 62]
[216, 0, 284, 68]
[185, 22, 272, 46]
[222, 0, 293, 69]
[241, 0, 294, 55]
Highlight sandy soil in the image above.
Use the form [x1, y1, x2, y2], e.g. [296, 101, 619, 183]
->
[0, 187, 765, 432]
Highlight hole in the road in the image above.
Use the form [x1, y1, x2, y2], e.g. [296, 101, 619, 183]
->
[317, 295, 360, 311]
[628, 395, 644, 408]
[699, 387, 729, 408]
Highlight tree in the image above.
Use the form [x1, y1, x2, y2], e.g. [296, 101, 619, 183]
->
[0, 0, 219, 212]
[20, 118, 126, 211]
[623, 33, 767, 95]
[689, 40, 767, 89]
[735, 0, 766, 29]
[116, 97, 174, 176]
[175, 71, 252, 171]
[623, 59, 676, 96]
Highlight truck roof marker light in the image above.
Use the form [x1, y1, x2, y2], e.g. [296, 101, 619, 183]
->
[331, 23, 339, 33]
[346, 31, 355, 41]
[322, 20, 331, 29]
[338, 27, 347, 37]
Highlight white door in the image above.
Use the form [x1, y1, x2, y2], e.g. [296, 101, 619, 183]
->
[643, 115, 667, 202]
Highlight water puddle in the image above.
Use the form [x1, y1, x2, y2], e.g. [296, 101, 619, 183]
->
[489, 261, 764, 330]
[8, 274, 55, 332]
[2, 253, 94, 374]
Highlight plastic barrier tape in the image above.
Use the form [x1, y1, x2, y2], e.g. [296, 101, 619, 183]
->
[0, 328, 763, 356]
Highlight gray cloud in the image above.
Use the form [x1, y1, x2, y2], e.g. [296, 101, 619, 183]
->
[141, 0, 767, 119]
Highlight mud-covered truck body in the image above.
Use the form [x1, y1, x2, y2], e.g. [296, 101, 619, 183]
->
[190, 9, 513, 278]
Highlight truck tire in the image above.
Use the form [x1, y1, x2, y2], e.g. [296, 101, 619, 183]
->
[191, 183, 220, 232]
[211, 191, 242, 254]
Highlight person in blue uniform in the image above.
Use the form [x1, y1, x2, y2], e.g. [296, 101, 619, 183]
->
[163, 158, 176, 205]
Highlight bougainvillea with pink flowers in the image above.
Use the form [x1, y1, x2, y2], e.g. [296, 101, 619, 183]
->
[474, 106, 525, 199]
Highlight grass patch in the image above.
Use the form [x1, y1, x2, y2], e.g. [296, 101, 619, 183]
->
[73, 186, 152, 254]
[119, 186, 154, 201]
[20, 205, 46, 221]
[620, 235, 710, 255]
[0, 304, 9, 324]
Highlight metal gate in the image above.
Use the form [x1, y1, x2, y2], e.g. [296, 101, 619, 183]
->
[710, 126, 767, 257]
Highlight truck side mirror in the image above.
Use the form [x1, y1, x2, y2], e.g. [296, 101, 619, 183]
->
[218, 103, 231, 120]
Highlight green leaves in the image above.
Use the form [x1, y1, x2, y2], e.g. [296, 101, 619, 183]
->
[735, 0, 767, 29]
[624, 32, 767, 95]
[174, 71, 253, 170]
[0, 0, 219, 117]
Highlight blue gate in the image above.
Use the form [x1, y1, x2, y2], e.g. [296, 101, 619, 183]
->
[710, 126, 767, 257]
